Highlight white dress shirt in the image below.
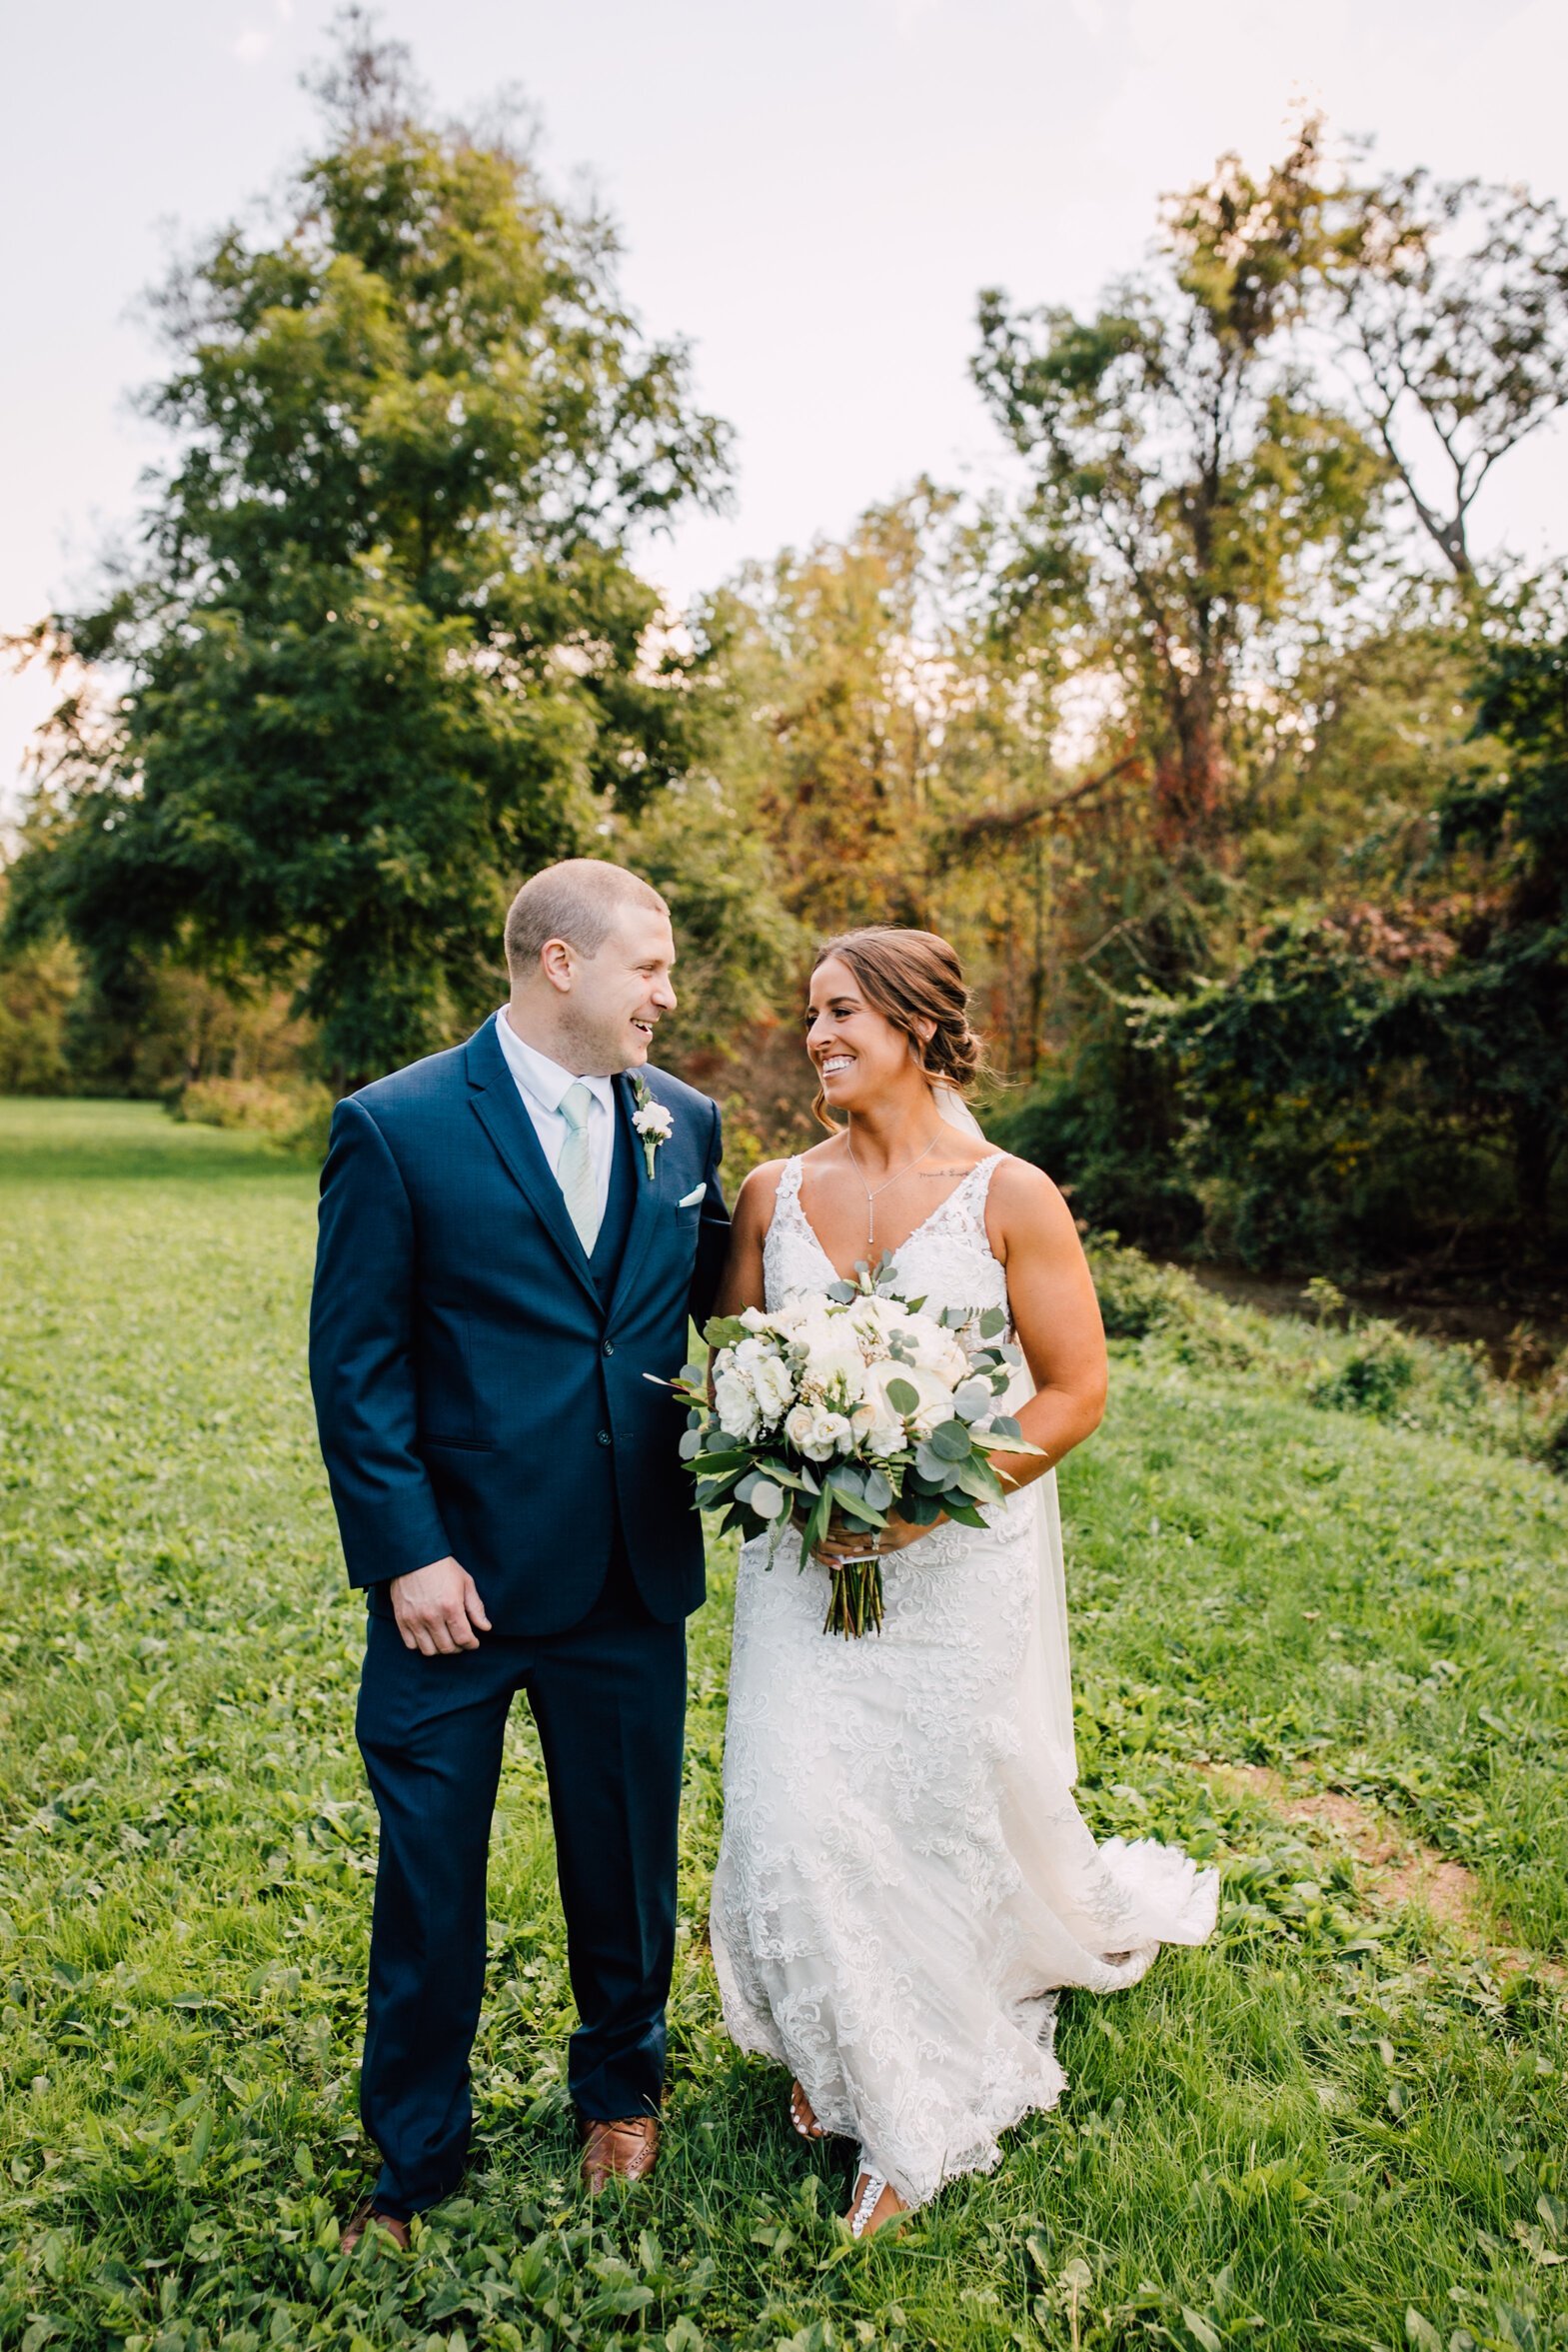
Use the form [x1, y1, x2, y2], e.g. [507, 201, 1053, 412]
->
[493, 1009, 617, 1229]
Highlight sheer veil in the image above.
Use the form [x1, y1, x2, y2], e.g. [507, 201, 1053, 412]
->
[931, 1085, 1080, 1785]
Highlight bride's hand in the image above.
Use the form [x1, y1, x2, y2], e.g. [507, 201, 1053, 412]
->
[810, 1506, 943, 1567]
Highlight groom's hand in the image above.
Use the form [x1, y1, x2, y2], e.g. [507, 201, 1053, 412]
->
[390, 1556, 493, 1655]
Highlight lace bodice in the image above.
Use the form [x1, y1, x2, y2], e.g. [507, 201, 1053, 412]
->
[764, 1150, 1011, 1328]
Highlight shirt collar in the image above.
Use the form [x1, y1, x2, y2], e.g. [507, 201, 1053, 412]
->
[495, 1009, 617, 1119]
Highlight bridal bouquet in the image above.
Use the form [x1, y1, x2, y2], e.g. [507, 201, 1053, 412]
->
[665, 1260, 1039, 1637]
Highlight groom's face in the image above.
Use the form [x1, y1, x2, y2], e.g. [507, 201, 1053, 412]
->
[561, 906, 679, 1074]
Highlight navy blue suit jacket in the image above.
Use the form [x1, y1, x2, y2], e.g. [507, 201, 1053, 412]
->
[309, 1016, 730, 1631]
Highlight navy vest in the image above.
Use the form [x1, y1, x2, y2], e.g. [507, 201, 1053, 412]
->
[587, 1103, 638, 1298]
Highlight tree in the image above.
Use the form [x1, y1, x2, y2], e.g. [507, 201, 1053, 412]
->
[1139, 624, 1568, 1261]
[1321, 169, 1568, 581]
[972, 128, 1385, 863]
[7, 17, 729, 1082]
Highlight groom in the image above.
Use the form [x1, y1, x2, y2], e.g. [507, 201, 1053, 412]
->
[309, 860, 729, 2244]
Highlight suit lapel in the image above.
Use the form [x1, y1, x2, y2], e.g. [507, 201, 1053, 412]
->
[606, 1070, 665, 1316]
[465, 1019, 601, 1311]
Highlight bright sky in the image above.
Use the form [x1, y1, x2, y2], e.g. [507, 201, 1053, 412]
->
[4, 0, 1567, 817]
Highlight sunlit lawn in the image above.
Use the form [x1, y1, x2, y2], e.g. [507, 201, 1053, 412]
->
[0, 1098, 1564, 2352]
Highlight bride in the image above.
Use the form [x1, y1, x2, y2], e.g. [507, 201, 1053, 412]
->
[708, 926, 1218, 2237]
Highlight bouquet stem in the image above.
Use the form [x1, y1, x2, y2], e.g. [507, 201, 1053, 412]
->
[822, 1554, 884, 1638]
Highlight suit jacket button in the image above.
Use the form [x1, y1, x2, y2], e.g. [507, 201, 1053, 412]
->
[603, 1339, 615, 1356]
[597, 1428, 614, 1446]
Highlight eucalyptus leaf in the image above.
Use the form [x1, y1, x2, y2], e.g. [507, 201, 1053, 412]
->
[929, 1418, 974, 1462]
[886, 1377, 920, 1416]
[702, 1315, 751, 1349]
[899, 1490, 944, 1525]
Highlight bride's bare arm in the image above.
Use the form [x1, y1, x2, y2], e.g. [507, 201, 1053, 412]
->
[984, 1158, 1108, 1490]
[710, 1160, 787, 1320]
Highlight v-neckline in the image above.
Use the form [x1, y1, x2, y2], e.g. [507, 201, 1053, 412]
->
[788, 1153, 1002, 1287]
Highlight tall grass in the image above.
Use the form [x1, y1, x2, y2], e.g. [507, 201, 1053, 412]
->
[0, 1102, 1563, 2351]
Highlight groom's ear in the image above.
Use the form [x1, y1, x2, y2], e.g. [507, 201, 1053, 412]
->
[539, 937, 577, 993]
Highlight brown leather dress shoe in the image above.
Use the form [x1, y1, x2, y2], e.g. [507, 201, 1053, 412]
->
[578, 2112, 660, 2193]
[341, 2201, 412, 2254]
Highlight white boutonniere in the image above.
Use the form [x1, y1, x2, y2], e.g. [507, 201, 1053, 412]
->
[631, 1074, 674, 1178]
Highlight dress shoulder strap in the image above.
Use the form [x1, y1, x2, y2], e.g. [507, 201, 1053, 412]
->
[775, 1154, 804, 1205]
[965, 1152, 1007, 1207]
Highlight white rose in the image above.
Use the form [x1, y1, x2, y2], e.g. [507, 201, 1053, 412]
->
[905, 1313, 969, 1387]
[786, 1306, 840, 1359]
[800, 1344, 865, 1408]
[851, 1400, 906, 1458]
[714, 1368, 761, 1441]
[784, 1402, 817, 1454]
[862, 1357, 954, 1441]
[751, 1352, 795, 1419]
[784, 1402, 851, 1461]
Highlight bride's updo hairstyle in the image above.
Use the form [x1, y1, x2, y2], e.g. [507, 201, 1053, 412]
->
[810, 926, 985, 1131]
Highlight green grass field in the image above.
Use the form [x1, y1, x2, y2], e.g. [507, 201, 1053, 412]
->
[0, 1098, 1564, 2352]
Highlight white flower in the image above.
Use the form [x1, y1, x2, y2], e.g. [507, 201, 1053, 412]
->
[862, 1357, 955, 1441]
[784, 1402, 852, 1461]
[633, 1102, 675, 1142]
[903, 1312, 969, 1387]
[751, 1352, 795, 1419]
[798, 1340, 865, 1408]
[714, 1368, 761, 1441]
[845, 1293, 915, 1359]
[850, 1400, 906, 1458]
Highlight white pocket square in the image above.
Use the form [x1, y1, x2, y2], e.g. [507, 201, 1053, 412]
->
[677, 1183, 707, 1207]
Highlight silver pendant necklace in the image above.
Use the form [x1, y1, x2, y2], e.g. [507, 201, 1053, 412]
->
[844, 1127, 942, 1252]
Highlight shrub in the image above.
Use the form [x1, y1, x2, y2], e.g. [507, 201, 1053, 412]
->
[1308, 1323, 1418, 1417]
[1083, 1234, 1198, 1339]
[173, 1077, 334, 1162]
[0, 937, 80, 1094]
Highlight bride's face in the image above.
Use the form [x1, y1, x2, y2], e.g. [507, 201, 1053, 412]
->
[806, 957, 925, 1113]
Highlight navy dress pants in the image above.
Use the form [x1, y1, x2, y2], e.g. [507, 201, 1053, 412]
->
[354, 1545, 686, 2219]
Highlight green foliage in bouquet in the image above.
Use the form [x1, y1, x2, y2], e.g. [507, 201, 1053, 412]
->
[665, 1256, 1041, 1637]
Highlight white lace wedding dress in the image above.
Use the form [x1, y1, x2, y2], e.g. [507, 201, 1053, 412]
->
[709, 1153, 1219, 2211]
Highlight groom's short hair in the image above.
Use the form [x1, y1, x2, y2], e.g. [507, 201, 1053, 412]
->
[505, 859, 670, 977]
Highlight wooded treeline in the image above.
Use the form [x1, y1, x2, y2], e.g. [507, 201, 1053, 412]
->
[4, 21, 1566, 1277]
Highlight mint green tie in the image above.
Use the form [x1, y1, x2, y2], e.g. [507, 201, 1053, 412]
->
[558, 1082, 601, 1254]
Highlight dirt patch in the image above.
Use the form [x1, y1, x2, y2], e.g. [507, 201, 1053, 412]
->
[1202, 1763, 1488, 1942]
